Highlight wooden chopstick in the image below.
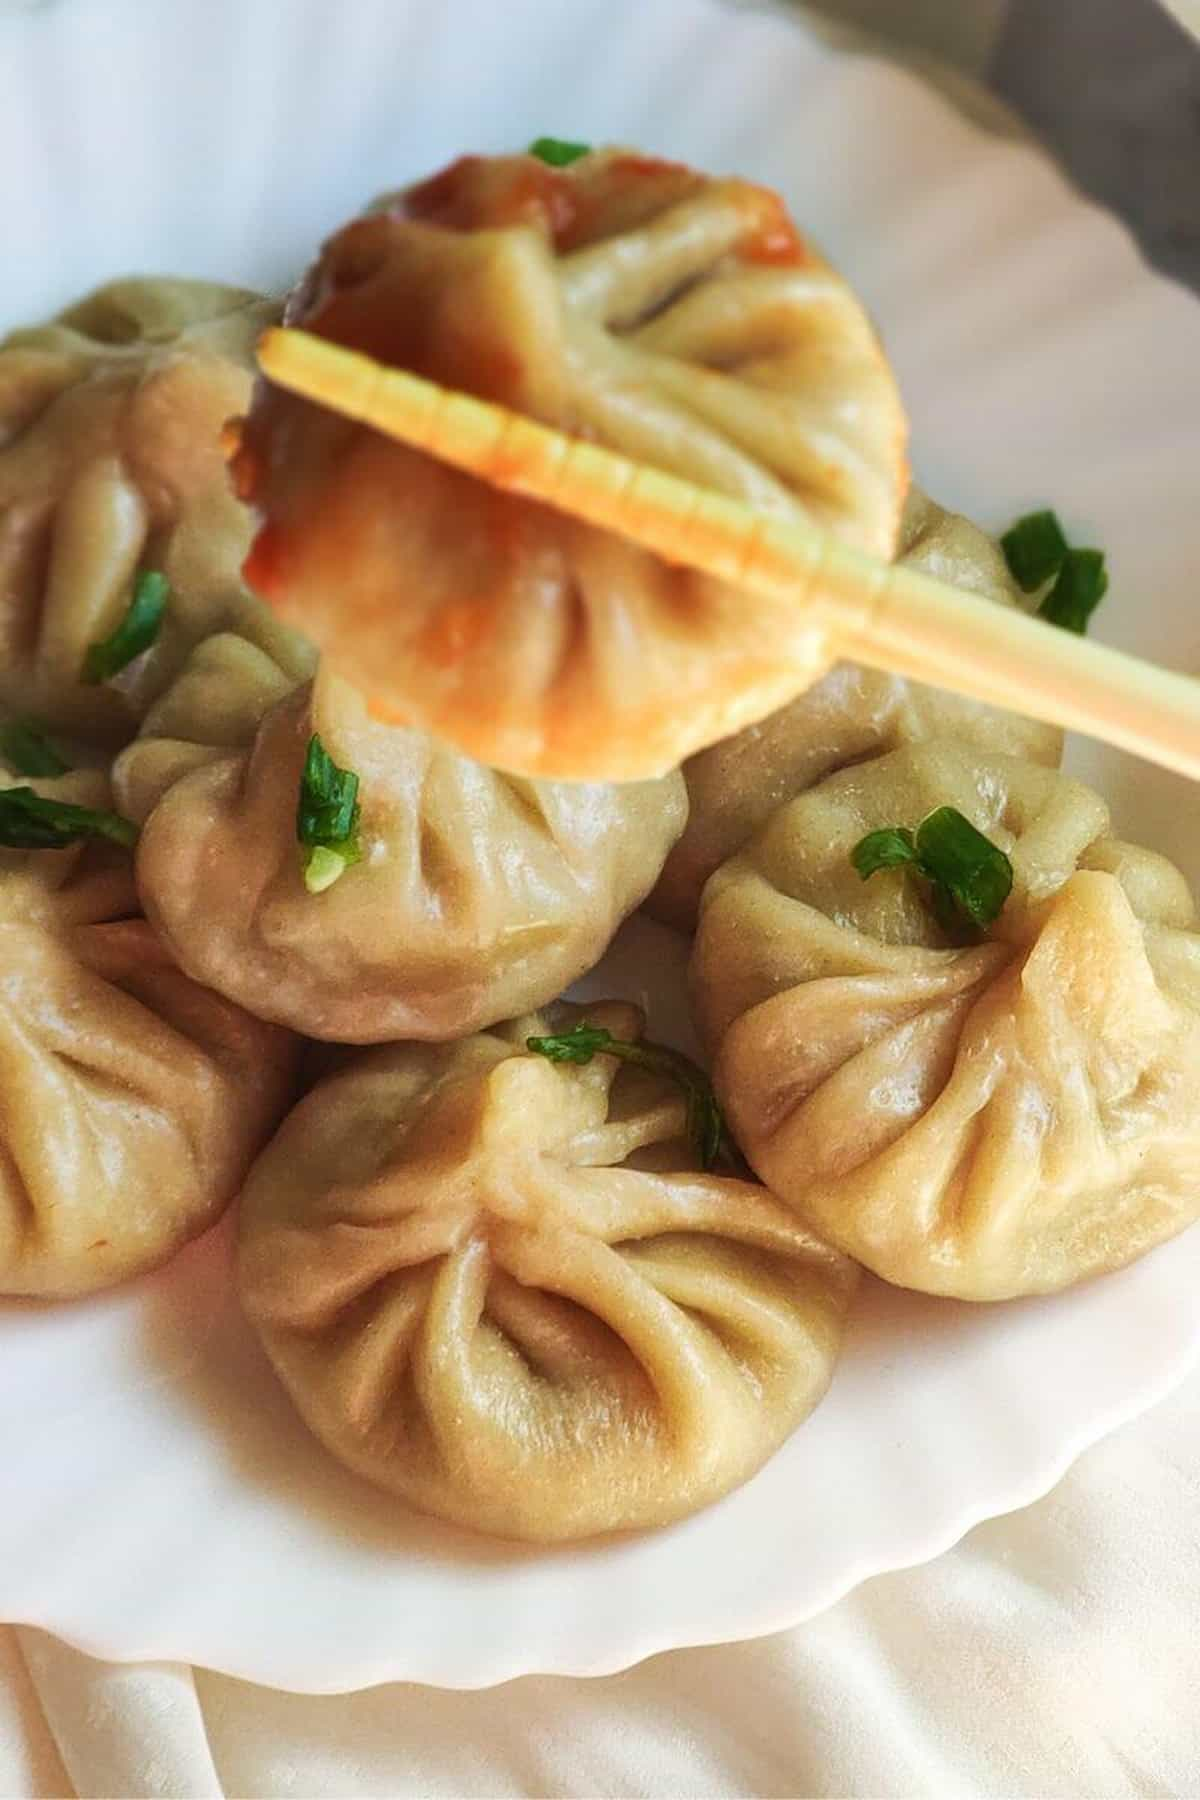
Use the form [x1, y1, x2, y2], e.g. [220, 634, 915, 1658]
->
[256, 326, 1200, 785]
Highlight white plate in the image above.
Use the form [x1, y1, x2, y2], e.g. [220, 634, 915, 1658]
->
[3, 0, 1200, 1694]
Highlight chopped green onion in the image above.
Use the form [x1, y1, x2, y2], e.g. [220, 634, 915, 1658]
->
[303, 844, 353, 895]
[296, 734, 362, 894]
[0, 720, 70, 778]
[528, 137, 591, 168]
[526, 1020, 736, 1172]
[1001, 510, 1109, 636]
[913, 806, 1013, 929]
[81, 571, 169, 684]
[852, 805, 1013, 931]
[0, 786, 137, 851]
[527, 1021, 616, 1064]
[851, 826, 917, 880]
[1001, 510, 1069, 592]
[1038, 547, 1109, 635]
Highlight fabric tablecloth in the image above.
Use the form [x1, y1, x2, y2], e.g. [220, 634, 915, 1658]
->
[4, 4, 1200, 1795]
[5, 1373, 1200, 1797]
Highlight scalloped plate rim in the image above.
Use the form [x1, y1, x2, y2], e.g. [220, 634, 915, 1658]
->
[7, 1329, 1199, 1694]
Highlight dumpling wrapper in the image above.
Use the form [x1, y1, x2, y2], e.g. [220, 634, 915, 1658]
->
[117, 649, 688, 1042]
[0, 764, 298, 1298]
[649, 489, 1064, 931]
[0, 278, 313, 743]
[692, 742, 1200, 1301]
[232, 148, 908, 781]
[237, 999, 858, 1542]
[112, 629, 300, 824]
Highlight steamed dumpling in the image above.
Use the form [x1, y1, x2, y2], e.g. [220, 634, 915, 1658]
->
[118, 650, 687, 1041]
[0, 278, 312, 742]
[237, 1000, 858, 1541]
[692, 741, 1200, 1301]
[0, 918, 299, 1297]
[0, 785, 297, 1297]
[650, 490, 1064, 930]
[233, 146, 908, 781]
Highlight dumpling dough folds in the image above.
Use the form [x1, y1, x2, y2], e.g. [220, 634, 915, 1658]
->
[121, 650, 687, 1041]
[0, 780, 297, 1296]
[650, 489, 1063, 930]
[692, 741, 1200, 1301]
[0, 278, 312, 742]
[112, 628, 301, 825]
[234, 147, 908, 780]
[237, 1001, 858, 1541]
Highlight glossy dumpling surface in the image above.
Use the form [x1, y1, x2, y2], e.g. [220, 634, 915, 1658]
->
[650, 489, 1064, 930]
[692, 741, 1200, 1301]
[126, 658, 688, 1041]
[238, 1001, 858, 1541]
[0, 278, 312, 742]
[234, 147, 908, 780]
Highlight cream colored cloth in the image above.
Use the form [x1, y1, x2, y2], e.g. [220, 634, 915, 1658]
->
[3, 1367, 1199, 1797]
[1144, 0, 1200, 40]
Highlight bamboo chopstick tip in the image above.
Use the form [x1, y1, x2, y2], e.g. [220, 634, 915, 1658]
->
[255, 325, 288, 374]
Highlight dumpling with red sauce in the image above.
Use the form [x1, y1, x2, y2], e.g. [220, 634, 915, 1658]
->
[232, 145, 909, 781]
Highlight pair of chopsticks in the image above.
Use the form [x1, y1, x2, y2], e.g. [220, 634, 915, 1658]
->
[258, 326, 1200, 784]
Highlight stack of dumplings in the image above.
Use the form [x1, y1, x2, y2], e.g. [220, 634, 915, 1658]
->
[683, 498, 1200, 1305]
[4, 142, 1198, 1550]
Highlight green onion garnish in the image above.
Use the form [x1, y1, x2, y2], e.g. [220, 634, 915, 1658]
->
[1001, 510, 1069, 593]
[296, 734, 362, 894]
[852, 805, 1013, 931]
[0, 720, 70, 778]
[526, 1020, 738, 1172]
[849, 826, 916, 876]
[1001, 509, 1108, 637]
[0, 786, 137, 851]
[1038, 547, 1109, 635]
[82, 571, 170, 684]
[528, 137, 592, 168]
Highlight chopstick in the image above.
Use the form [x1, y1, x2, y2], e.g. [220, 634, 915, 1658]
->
[256, 326, 1200, 785]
